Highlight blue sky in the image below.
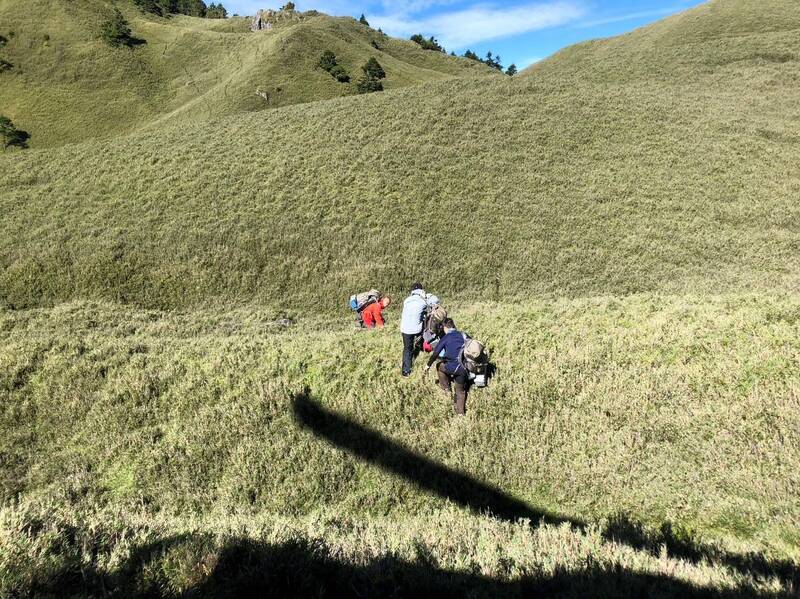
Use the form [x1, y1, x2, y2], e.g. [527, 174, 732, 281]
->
[225, 0, 707, 69]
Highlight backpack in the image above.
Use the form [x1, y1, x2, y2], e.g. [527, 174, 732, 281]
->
[459, 333, 487, 375]
[424, 304, 447, 336]
[349, 289, 380, 312]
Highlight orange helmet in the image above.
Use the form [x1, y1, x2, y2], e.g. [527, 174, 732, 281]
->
[380, 296, 391, 308]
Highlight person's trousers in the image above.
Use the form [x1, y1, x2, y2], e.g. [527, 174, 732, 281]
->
[437, 363, 468, 415]
[402, 333, 421, 376]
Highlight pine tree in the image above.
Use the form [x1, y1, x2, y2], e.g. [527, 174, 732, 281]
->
[357, 58, 386, 94]
[362, 57, 385, 80]
[100, 8, 133, 47]
[359, 14, 369, 26]
[505, 63, 517, 76]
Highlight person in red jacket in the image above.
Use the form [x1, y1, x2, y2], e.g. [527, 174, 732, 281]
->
[362, 296, 391, 328]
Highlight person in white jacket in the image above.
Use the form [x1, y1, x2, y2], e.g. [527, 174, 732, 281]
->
[400, 282, 428, 376]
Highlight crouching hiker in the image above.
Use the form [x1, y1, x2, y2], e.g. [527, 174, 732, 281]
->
[400, 282, 427, 376]
[349, 289, 380, 328]
[424, 318, 469, 415]
[363, 296, 391, 328]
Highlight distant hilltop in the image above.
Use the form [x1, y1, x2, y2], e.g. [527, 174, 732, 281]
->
[250, 6, 317, 31]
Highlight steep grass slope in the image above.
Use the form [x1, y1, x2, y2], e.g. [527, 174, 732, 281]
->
[528, 0, 800, 83]
[1, 0, 799, 312]
[2, 295, 799, 595]
[2, 0, 800, 595]
[0, 0, 495, 147]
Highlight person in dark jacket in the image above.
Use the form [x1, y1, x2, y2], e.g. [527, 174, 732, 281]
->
[424, 318, 469, 415]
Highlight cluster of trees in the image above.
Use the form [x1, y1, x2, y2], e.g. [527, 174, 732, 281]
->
[410, 35, 518, 75]
[463, 49, 517, 76]
[317, 52, 387, 92]
[318, 50, 350, 83]
[410, 34, 445, 52]
[134, 0, 228, 18]
[206, 3, 227, 18]
[0, 115, 29, 150]
[357, 57, 385, 94]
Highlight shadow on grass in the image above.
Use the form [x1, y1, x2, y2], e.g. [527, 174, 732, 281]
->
[291, 392, 800, 594]
[37, 532, 788, 598]
[24, 393, 798, 597]
[121, 36, 147, 48]
[292, 389, 578, 527]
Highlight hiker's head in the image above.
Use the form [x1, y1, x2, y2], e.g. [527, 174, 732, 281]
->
[380, 296, 391, 309]
[442, 317, 456, 333]
[411, 282, 424, 293]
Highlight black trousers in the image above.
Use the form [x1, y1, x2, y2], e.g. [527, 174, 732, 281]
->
[402, 333, 421, 376]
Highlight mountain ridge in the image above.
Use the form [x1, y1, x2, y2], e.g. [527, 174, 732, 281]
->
[0, 0, 497, 147]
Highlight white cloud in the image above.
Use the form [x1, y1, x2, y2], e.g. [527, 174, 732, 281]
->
[378, 0, 462, 13]
[371, 0, 586, 51]
[574, 4, 693, 29]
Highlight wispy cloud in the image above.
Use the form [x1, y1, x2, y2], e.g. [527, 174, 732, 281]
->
[574, 4, 693, 29]
[377, 0, 462, 13]
[371, 1, 587, 51]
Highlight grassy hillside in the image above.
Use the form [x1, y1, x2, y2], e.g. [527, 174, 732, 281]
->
[528, 0, 800, 83]
[2, 294, 799, 595]
[2, 0, 800, 595]
[1, 0, 799, 312]
[0, 0, 495, 147]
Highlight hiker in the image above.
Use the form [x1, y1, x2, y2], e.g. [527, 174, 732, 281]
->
[349, 289, 380, 328]
[424, 317, 469, 415]
[422, 295, 446, 352]
[400, 282, 428, 376]
[362, 296, 391, 328]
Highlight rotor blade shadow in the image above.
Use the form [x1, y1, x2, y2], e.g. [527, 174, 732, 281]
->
[292, 392, 800, 588]
[292, 391, 582, 529]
